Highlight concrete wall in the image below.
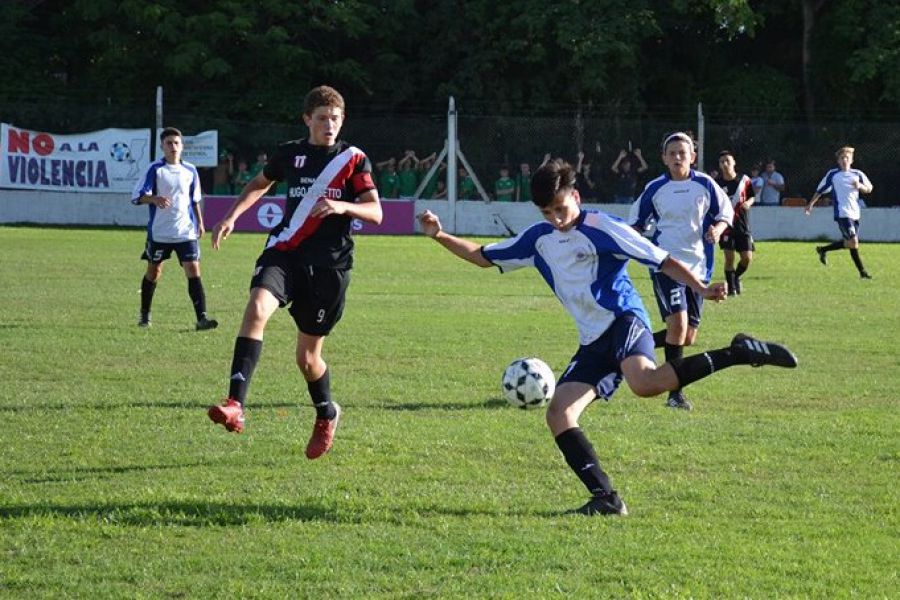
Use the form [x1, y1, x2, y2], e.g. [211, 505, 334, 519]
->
[3, 189, 900, 241]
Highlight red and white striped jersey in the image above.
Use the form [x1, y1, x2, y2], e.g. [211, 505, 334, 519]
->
[263, 139, 376, 268]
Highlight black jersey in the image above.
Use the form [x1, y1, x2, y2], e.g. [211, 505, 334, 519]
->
[716, 174, 754, 235]
[262, 139, 376, 269]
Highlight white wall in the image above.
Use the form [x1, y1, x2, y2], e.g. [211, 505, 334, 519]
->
[417, 199, 900, 242]
[2, 190, 900, 241]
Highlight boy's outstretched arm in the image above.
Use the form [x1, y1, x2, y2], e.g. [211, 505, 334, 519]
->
[418, 210, 493, 268]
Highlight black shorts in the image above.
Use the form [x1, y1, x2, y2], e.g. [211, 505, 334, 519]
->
[141, 239, 200, 264]
[558, 313, 656, 401]
[250, 250, 351, 336]
[719, 230, 755, 253]
[837, 218, 860, 240]
[651, 270, 705, 329]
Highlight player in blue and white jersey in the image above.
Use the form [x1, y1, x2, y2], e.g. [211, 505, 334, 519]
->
[132, 127, 217, 331]
[418, 160, 796, 517]
[805, 146, 873, 279]
[630, 132, 734, 411]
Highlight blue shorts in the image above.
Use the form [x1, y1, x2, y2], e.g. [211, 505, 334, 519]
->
[558, 313, 656, 401]
[141, 239, 200, 264]
[651, 271, 704, 329]
[837, 218, 860, 240]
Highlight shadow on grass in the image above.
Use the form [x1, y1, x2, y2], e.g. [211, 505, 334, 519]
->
[9, 462, 212, 484]
[0, 401, 301, 413]
[0, 500, 344, 526]
[381, 398, 508, 411]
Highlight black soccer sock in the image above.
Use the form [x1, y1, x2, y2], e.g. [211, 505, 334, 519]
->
[140, 276, 157, 316]
[665, 343, 684, 394]
[554, 427, 614, 497]
[725, 270, 735, 291]
[228, 337, 263, 405]
[669, 346, 743, 388]
[307, 369, 337, 420]
[849, 248, 866, 274]
[187, 276, 207, 321]
[823, 241, 845, 252]
[735, 263, 748, 279]
[652, 329, 667, 348]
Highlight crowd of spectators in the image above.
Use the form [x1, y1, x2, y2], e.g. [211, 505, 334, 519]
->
[203, 144, 801, 207]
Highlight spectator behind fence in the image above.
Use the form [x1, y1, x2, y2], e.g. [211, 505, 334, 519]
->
[611, 147, 648, 204]
[514, 162, 532, 202]
[495, 166, 516, 201]
[575, 151, 598, 202]
[418, 152, 440, 199]
[458, 166, 477, 199]
[376, 157, 399, 198]
[397, 150, 420, 199]
[757, 158, 785, 205]
[231, 158, 253, 193]
[750, 163, 764, 199]
[431, 178, 447, 199]
[213, 151, 234, 195]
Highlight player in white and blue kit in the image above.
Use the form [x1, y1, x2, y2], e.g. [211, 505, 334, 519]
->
[805, 146, 873, 279]
[418, 160, 796, 516]
[630, 132, 734, 411]
[132, 127, 217, 330]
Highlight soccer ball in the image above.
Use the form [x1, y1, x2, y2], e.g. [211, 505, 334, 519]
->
[501, 357, 556, 409]
[109, 142, 131, 162]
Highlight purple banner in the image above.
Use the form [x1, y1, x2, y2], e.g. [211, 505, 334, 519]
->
[203, 196, 415, 235]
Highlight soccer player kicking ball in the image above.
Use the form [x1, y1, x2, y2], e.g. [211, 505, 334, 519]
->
[208, 86, 382, 459]
[418, 160, 797, 516]
[805, 146, 874, 279]
[630, 132, 734, 411]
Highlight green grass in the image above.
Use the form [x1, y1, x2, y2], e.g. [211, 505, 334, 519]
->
[0, 226, 897, 598]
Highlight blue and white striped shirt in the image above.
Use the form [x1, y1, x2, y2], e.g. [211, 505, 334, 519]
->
[482, 210, 669, 345]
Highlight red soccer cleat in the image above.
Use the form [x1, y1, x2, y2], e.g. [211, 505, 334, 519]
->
[208, 398, 245, 433]
[305, 402, 341, 459]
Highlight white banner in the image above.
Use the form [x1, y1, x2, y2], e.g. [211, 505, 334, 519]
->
[158, 129, 218, 167]
[1, 123, 151, 194]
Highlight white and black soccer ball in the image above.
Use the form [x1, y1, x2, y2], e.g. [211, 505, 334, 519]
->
[501, 357, 556, 409]
[109, 142, 131, 162]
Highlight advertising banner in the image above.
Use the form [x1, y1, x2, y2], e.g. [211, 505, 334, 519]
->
[1, 123, 151, 193]
[203, 197, 416, 235]
[157, 129, 218, 167]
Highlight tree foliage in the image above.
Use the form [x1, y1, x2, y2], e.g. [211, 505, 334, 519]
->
[1, 0, 898, 127]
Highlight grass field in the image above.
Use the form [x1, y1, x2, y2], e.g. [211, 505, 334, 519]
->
[0, 226, 897, 598]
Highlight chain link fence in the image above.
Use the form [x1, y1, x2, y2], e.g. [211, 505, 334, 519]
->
[5, 99, 898, 206]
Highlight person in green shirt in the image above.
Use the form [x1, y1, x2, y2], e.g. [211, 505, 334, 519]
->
[495, 166, 516, 201]
[231, 158, 253, 192]
[514, 162, 532, 202]
[397, 150, 420, 198]
[376, 157, 400, 199]
[458, 167, 477, 199]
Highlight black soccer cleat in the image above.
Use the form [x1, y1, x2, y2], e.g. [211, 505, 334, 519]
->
[138, 313, 151, 328]
[666, 391, 693, 411]
[733, 275, 743, 295]
[860, 271, 873, 280]
[816, 246, 827, 266]
[731, 333, 798, 368]
[570, 491, 628, 517]
[196, 315, 219, 331]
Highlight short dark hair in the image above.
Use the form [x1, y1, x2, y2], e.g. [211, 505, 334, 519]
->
[303, 85, 345, 116]
[159, 127, 182, 142]
[531, 159, 577, 207]
[718, 150, 734, 159]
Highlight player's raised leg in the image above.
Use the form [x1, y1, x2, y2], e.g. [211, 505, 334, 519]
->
[208, 287, 279, 433]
